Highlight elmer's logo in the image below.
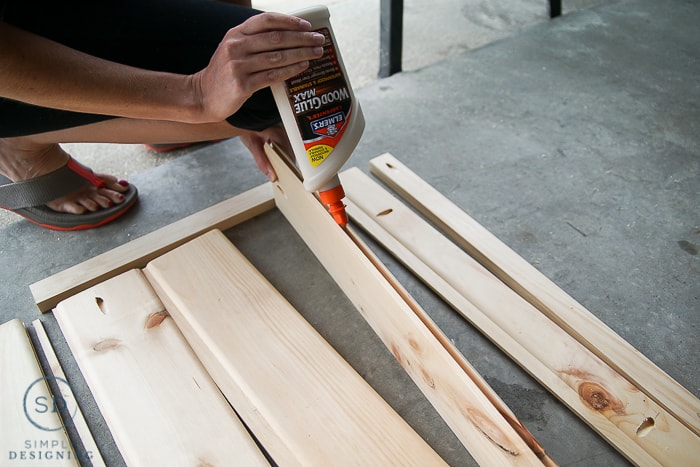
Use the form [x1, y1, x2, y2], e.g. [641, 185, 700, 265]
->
[310, 111, 346, 138]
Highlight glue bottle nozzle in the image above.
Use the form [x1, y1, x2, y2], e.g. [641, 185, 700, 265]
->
[319, 183, 348, 226]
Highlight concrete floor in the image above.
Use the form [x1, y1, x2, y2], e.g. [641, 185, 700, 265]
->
[2, 0, 698, 465]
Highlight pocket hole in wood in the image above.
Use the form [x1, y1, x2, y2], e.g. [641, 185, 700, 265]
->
[636, 417, 655, 437]
[275, 183, 287, 199]
[376, 208, 393, 217]
[385, 162, 395, 169]
[95, 297, 106, 314]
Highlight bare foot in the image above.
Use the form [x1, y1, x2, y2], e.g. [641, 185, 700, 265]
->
[0, 138, 129, 214]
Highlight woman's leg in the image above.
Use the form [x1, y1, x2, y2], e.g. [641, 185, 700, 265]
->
[0, 117, 249, 214]
[0, 0, 281, 221]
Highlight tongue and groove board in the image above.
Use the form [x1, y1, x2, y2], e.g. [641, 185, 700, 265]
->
[368, 152, 700, 438]
[340, 166, 700, 466]
[263, 144, 545, 465]
[0, 318, 77, 466]
[144, 229, 447, 466]
[53, 269, 269, 467]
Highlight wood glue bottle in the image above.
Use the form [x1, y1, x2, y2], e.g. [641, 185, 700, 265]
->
[271, 5, 365, 226]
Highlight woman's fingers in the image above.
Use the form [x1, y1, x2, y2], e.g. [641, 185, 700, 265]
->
[237, 12, 313, 35]
[192, 13, 325, 123]
[245, 30, 325, 54]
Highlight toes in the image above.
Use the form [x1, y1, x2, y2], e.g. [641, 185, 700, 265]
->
[46, 184, 127, 214]
[95, 173, 130, 193]
[97, 187, 125, 207]
[81, 194, 107, 212]
[50, 199, 87, 215]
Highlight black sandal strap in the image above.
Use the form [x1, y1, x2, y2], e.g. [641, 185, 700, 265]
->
[0, 159, 95, 210]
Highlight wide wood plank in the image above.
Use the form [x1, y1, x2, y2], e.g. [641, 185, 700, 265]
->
[369, 152, 700, 437]
[53, 270, 268, 467]
[144, 229, 445, 466]
[341, 166, 700, 466]
[263, 143, 544, 465]
[31, 319, 105, 467]
[32, 182, 275, 312]
[0, 319, 77, 466]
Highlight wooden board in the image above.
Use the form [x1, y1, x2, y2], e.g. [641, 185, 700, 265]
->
[31, 319, 105, 467]
[347, 214, 555, 465]
[368, 152, 700, 437]
[144, 229, 446, 466]
[341, 166, 700, 466]
[0, 319, 77, 466]
[32, 182, 275, 312]
[263, 143, 545, 465]
[53, 270, 268, 467]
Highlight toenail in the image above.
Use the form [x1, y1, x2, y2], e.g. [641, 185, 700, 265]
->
[118, 180, 129, 187]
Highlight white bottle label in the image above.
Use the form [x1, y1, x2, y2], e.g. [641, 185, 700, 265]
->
[282, 27, 354, 168]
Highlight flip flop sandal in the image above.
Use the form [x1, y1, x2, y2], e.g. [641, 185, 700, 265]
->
[0, 157, 138, 231]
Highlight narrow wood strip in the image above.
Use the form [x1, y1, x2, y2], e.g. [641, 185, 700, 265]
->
[0, 319, 77, 466]
[344, 223, 556, 467]
[144, 229, 446, 466]
[54, 270, 268, 466]
[31, 319, 106, 467]
[344, 186, 657, 465]
[31, 182, 275, 312]
[369, 152, 700, 436]
[264, 143, 544, 465]
[342, 166, 700, 465]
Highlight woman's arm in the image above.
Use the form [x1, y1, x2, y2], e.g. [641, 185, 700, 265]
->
[0, 13, 323, 124]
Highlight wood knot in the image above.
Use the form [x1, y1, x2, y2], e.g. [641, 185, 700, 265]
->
[145, 310, 170, 329]
[465, 407, 520, 456]
[93, 338, 121, 352]
[420, 366, 435, 389]
[390, 343, 403, 365]
[578, 381, 625, 415]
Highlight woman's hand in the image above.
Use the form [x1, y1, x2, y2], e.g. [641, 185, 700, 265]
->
[239, 124, 294, 182]
[191, 13, 325, 123]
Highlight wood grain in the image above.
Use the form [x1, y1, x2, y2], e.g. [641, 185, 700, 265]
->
[144, 229, 445, 466]
[368, 152, 700, 437]
[263, 143, 545, 465]
[342, 166, 700, 466]
[32, 182, 275, 312]
[54, 270, 268, 467]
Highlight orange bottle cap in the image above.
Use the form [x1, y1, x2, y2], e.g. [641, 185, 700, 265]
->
[319, 184, 348, 226]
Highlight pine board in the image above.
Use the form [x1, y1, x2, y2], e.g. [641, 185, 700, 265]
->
[368, 152, 700, 437]
[0, 318, 77, 466]
[263, 143, 545, 465]
[341, 166, 700, 466]
[144, 229, 446, 466]
[53, 270, 268, 467]
[32, 182, 275, 312]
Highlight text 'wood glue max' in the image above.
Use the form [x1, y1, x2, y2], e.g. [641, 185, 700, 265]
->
[271, 5, 365, 226]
